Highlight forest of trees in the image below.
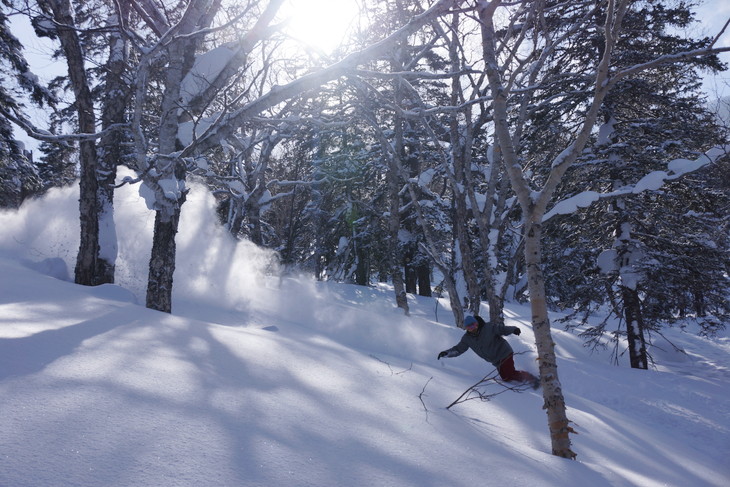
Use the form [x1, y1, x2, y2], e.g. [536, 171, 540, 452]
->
[1, 0, 729, 459]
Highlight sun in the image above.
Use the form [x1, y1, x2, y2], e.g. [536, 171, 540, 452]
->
[283, 0, 360, 53]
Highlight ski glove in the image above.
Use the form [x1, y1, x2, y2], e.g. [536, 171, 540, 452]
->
[514, 328, 521, 335]
[437, 351, 448, 360]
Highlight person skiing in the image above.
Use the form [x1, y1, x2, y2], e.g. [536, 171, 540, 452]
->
[438, 315, 540, 388]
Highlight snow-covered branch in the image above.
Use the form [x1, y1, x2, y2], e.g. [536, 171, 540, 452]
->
[354, 68, 479, 79]
[181, 0, 467, 157]
[610, 46, 730, 87]
[127, 0, 169, 37]
[542, 146, 729, 222]
[1, 107, 128, 144]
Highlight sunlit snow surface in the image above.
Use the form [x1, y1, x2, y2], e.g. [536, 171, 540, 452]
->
[0, 178, 728, 487]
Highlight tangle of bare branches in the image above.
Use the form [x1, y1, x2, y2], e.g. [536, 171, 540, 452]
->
[446, 370, 535, 410]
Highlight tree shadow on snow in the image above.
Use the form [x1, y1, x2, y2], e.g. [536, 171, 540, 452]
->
[0, 307, 132, 380]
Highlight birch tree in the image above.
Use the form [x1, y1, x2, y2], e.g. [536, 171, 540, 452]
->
[476, 0, 729, 459]
[127, 0, 243, 311]
[95, 2, 131, 283]
[127, 0, 464, 312]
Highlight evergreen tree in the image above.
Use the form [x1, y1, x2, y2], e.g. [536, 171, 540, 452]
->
[542, 0, 728, 366]
[0, 0, 55, 207]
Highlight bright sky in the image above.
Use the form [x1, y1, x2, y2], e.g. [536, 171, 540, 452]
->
[283, 0, 360, 53]
[9, 0, 730, 152]
[694, 0, 730, 98]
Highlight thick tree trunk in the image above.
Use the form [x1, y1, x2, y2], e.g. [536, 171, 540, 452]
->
[146, 209, 180, 313]
[75, 139, 99, 285]
[416, 261, 431, 297]
[141, 0, 203, 312]
[95, 192, 116, 283]
[96, 8, 130, 284]
[39, 0, 99, 286]
[525, 221, 576, 459]
[622, 286, 648, 369]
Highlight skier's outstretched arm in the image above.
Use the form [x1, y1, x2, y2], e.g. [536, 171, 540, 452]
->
[437, 339, 468, 360]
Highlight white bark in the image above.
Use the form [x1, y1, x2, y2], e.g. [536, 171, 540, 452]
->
[475, 0, 635, 459]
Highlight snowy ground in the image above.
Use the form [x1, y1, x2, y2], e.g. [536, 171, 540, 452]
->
[1, 181, 728, 487]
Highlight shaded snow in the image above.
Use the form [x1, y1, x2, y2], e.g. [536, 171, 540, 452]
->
[0, 178, 728, 487]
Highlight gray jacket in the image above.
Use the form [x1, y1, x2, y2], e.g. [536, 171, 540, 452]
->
[445, 319, 519, 366]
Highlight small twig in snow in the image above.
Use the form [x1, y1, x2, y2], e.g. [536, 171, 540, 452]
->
[419, 377, 433, 422]
[369, 354, 412, 375]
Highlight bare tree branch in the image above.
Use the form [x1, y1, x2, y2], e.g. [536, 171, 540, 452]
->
[182, 0, 468, 157]
[446, 369, 533, 409]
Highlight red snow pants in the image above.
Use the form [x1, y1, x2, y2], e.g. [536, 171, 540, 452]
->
[497, 353, 536, 383]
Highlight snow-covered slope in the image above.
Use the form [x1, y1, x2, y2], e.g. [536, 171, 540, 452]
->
[1, 181, 728, 487]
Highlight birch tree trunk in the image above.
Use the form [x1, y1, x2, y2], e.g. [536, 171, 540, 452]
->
[96, 7, 131, 284]
[141, 0, 207, 312]
[477, 0, 635, 458]
[523, 218, 575, 457]
[390, 112, 409, 314]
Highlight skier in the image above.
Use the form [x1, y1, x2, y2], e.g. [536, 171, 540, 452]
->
[438, 315, 540, 388]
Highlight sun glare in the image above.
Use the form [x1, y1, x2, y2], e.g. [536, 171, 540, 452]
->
[284, 0, 360, 53]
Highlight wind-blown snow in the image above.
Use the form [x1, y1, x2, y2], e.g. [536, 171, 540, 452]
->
[0, 173, 728, 487]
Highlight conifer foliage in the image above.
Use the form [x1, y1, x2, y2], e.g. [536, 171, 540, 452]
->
[542, 0, 729, 366]
[0, 0, 55, 207]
